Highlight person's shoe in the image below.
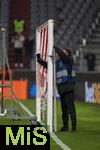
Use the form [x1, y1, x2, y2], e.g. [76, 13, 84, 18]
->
[60, 127, 68, 132]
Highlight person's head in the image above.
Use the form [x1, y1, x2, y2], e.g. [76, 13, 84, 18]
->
[63, 48, 72, 56]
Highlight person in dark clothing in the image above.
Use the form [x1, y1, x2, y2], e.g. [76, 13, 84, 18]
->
[24, 35, 34, 59]
[36, 46, 77, 132]
[84, 53, 96, 71]
[24, 35, 34, 67]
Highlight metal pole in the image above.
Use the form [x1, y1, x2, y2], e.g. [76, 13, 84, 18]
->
[36, 29, 41, 122]
[1, 27, 6, 114]
[53, 50, 57, 132]
[5, 31, 14, 113]
[47, 20, 54, 132]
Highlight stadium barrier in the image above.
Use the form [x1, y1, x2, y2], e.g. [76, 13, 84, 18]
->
[94, 83, 100, 104]
[0, 80, 28, 100]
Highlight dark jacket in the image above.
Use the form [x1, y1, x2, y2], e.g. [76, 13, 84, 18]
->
[37, 46, 74, 95]
[37, 46, 73, 69]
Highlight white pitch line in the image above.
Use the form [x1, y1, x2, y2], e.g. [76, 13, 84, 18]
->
[16, 101, 35, 117]
[19, 101, 71, 150]
[50, 132, 71, 150]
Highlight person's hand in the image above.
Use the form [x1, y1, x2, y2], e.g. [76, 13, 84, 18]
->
[36, 53, 41, 63]
[36, 53, 40, 58]
[53, 45, 58, 50]
[53, 45, 63, 51]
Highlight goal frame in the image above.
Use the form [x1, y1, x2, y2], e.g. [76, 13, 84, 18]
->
[36, 19, 54, 132]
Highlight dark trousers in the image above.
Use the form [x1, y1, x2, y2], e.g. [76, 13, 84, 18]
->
[60, 90, 76, 130]
[15, 48, 22, 64]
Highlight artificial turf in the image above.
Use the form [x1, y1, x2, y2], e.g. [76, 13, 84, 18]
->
[56, 101, 100, 150]
[0, 100, 100, 150]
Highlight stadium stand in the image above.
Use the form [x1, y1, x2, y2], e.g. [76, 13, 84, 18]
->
[0, 0, 100, 71]
[55, 0, 97, 49]
[30, 0, 100, 71]
[31, 0, 98, 50]
[83, 11, 100, 71]
[30, 0, 56, 33]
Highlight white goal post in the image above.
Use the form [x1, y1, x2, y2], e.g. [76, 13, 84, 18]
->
[36, 19, 55, 132]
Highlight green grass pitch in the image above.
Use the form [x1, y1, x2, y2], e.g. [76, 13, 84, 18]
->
[0, 99, 100, 150]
